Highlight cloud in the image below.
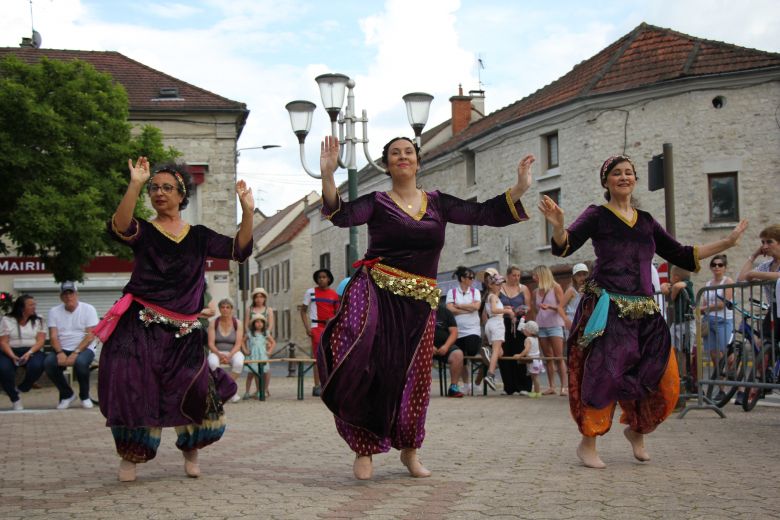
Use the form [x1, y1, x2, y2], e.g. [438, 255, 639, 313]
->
[145, 3, 203, 19]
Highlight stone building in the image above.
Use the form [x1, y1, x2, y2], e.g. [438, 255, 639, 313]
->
[306, 24, 780, 293]
[255, 210, 315, 353]
[0, 44, 249, 317]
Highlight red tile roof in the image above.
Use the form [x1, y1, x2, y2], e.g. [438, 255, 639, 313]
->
[0, 47, 247, 112]
[252, 196, 307, 242]
[259, 212, 309, 254]
[425, 23, 780, 160]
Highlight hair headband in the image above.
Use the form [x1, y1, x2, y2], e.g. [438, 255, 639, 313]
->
[150, 169, 186, 196]
[601, 156, 636, 184]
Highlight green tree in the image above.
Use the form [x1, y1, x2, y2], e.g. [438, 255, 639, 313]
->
[0, 55, 180, 283]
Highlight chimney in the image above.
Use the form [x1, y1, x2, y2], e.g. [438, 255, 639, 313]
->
[469, 90, 485, 117]
[19, 37, 34, 48]
[449, 84, 472, 136]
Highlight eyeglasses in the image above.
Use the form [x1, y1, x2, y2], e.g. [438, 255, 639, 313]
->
[711, 263, 725, 268]
[149, 184, 176, 195]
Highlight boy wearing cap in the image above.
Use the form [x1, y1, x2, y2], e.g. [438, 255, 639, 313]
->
[44, 282, 99, 409]
[301, 269, 339, 396]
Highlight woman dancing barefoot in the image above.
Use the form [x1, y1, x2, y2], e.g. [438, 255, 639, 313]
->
[317, 136, 533, 479]
[538, 155, 747, 468]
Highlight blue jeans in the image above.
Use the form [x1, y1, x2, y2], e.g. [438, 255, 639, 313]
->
[0, 348, 45, 403]
[44, 350, 94, 401]
[702, 316, 733, 352]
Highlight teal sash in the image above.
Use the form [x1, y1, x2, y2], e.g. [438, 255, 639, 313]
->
[579, 283, 660, 347]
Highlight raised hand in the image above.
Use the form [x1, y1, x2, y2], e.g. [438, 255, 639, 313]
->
[515, 154, 535, 195]
[320, 136, 340, 177]
[537, 194, 565, 230]
[128, 157, 150, 185]
[726, 218, 749, 248]
[236, 180, 254, 214]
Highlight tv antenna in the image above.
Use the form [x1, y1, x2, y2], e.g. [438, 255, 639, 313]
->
[477, 53, 485, 91]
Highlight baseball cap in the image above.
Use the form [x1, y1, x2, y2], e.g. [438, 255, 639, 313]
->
[60, 282, 78, 294]
[572, 263, 589, 275]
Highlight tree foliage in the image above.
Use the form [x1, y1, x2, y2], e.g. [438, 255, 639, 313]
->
[0, 55, 180, 282]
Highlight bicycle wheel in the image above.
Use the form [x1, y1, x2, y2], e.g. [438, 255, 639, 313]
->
[743, 343, 772, 412]
[711, 344, 744, 408]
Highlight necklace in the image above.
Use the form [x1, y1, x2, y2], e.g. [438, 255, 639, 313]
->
[392, 189, 418, 209]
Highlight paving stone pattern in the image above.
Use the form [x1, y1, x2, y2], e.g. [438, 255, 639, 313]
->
[1, 378, 779, 519]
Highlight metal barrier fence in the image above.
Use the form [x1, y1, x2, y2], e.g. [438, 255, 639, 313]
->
[677, 279, 778, 418]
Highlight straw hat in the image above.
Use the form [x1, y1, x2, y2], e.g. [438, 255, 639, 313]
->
[248, 314, 268, 328]
[476, 267, 500, 283]
[250, 287, 269, 300]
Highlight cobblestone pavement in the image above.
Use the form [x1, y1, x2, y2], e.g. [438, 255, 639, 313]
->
[1, 377, 779, 520]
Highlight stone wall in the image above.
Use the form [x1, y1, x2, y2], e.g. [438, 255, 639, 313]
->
[255, 224, 313, 354]
[308, 80, 780, 293]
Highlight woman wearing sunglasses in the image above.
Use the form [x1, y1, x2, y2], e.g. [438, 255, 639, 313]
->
[700, 255, 735, 402]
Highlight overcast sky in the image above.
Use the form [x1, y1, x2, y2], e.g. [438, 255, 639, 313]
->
[3, 0, 779, 216]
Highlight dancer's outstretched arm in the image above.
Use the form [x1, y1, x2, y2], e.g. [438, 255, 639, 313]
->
[321, 136, 340, 211]
[538, 195, 567, 249]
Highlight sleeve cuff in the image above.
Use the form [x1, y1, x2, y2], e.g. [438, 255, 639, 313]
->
[232, 232, 254, 264]
[551, 232, 570, 257]
[693, 245, 701, 274]
[110, 215, 138, 241]
[321, 189, 342, 221]
[504, 189, 529, 222]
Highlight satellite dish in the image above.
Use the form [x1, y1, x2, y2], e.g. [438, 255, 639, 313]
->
[32, 30, 41, 49]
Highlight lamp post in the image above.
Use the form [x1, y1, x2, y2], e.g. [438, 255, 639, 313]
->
[286, 75, 433, 274]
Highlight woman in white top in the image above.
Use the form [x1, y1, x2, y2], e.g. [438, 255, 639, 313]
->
[446, 266, 482, 392]
[0, 295, 47, 410]
[699, 254, 735, 399]
[559, 263, 590, 339]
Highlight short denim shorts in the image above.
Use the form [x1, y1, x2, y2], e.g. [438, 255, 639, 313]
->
[537, 326, 564, 339]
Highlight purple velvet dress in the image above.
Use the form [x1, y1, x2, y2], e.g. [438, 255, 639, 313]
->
[100, 218, 251, 435]
[317, 189, 528, 455]
[552, 204, 699, 413]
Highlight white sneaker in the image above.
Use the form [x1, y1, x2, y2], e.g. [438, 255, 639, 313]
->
[519, 391, 529, 396]
[13, 400, 23, 411]
[56, 394, 78, 410]
[462, 383, 472, 395]
[82, 399, 94, 409]
[500, 390, 508, 395]
[229, 393, 241, 403]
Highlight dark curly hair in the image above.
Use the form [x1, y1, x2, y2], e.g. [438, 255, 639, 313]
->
[148, 161, 196, 211]
[380, 137, 422, 176]
[600, 156, 640, 208]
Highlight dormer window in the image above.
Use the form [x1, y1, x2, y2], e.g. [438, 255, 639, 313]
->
[151, 87, 184, 101]
[159, 87, 179, 98]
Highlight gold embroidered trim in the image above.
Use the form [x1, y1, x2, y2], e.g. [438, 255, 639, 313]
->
[370, 263, 441, 309]
[322, 188, 342, 221]
[386, 191, 428, 221]
[374, 262, 436, 284]
[138, 307, 201, 338]
[693, 245, 701, 274]
[111, 214, 139, 241]
[505, 189, 529, 222]
[583, 279, 660, 319]
[602, 203, 637, 228]
[553, 231, 570, 257]
[151, 221, 190, 243]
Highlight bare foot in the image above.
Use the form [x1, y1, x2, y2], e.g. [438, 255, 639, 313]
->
[400, 449, 431, 478]
[354, 454, 373, 480]
[118, 458, 136, 482]
[576, 438, 606, 469]
[623, 427, 650, 462]
[183, 449, 200, 478]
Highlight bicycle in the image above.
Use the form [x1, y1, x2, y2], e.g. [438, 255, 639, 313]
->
[701, 297, 765, 408]
[741, 300, 778, 411]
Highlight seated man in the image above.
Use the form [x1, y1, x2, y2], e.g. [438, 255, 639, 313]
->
[44, 282, 99, 409]
[432, 300, 463, 397]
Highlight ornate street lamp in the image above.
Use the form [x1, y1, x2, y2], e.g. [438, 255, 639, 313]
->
[286, 76, 433, 273]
